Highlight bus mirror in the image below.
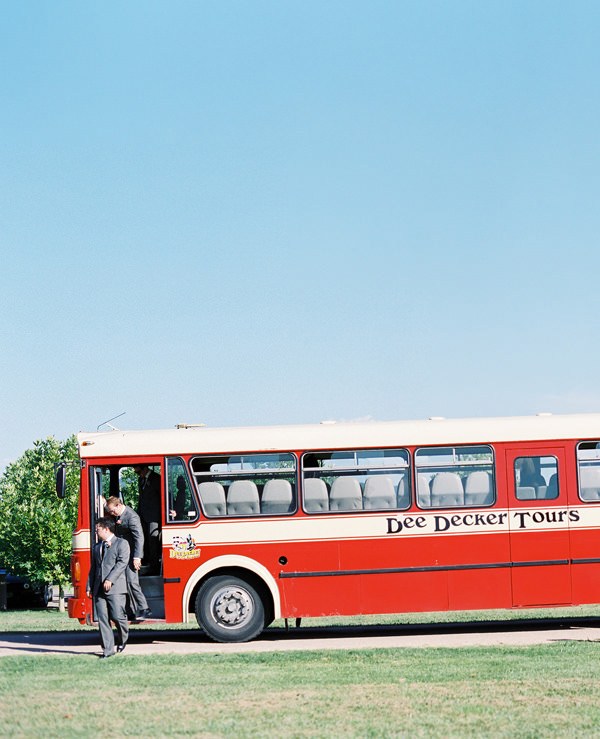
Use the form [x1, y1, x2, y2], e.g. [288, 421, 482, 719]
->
[55, 465, 66, 499]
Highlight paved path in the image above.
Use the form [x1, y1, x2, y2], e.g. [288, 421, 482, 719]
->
[2, 618, 600, 657]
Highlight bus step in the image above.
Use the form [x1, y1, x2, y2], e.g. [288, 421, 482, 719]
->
[139, 575, 165, 619]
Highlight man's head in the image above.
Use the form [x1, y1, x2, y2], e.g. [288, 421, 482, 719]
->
[95, 516, 116, 541]
[133, 464, 149, 477]
[105, 496, 125, 517]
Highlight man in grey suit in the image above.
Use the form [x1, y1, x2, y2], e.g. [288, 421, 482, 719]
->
[105, 496, 152, 621]
[86, 517, 130, 659]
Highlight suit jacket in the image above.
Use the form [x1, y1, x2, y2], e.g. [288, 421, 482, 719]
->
[87, 536, 130, 598]
[115, 505, 145, 560]
[138, 470, 161, 524]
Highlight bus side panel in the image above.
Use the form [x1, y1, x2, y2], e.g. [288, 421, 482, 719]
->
[345, 533, 448, 614]
[68, 543, 92, 623]
[571, 561, 600, 605]
[358, 571, 448, 615]
[278, 540, 363, 618]
[163, 555, 201, 622]
[446, 532, 512, 611]
[510, 532, 571, 606]
[280, 575, 362, 619]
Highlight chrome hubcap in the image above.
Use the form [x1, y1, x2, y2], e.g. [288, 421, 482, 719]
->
[210, 586, 254, 629]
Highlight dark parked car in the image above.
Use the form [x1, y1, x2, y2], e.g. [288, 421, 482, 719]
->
[0, 568, 53, 609]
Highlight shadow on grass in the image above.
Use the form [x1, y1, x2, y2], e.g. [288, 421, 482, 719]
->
[14, 615, 600, 641]
[260, 614, 600, 641]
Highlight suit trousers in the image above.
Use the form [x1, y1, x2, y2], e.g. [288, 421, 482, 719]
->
[125, 564, 149, 615]
[94, 592, 129, 657]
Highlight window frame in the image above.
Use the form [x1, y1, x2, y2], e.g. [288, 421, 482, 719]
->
[301, 447, 412, 515]
[576, 441, 600, 503]
[414, 444, 496, 510]
[165, 456, 200, 524]
[190, 452, 298, 518]
[513, 454, 559, 502]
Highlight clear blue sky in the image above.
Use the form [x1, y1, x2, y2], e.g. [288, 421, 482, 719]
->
[1, 1, 600, 469]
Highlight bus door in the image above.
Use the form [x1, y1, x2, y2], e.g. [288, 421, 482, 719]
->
[87, 466, 114, 622]
[90, 462, 167, 618]
[505, 446, 571, 606]
[91, 467, 107, 525]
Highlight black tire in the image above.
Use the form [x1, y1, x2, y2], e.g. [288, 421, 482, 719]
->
[195, 575, 265, 643]
[31, 584, 52, 608]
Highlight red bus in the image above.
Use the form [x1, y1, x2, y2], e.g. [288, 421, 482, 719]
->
[59, 413, 600, 642]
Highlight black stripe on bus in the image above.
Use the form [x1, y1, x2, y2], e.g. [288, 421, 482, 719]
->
[279, 559, 570, 579]
[572, 558, 600, 566]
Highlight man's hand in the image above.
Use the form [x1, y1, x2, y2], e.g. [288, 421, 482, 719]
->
[133, 557, 142, 571]
[103, 580, 112, 593]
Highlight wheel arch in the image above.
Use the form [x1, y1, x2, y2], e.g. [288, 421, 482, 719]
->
[181, 555, 281, 623]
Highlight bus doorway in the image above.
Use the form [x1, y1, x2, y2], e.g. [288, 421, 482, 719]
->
[88, 463, 165, 618]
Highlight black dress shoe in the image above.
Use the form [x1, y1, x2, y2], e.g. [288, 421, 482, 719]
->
[135, 608, 152, 621]
[99, 652, 114, 659]
[117, 643, 126, 653]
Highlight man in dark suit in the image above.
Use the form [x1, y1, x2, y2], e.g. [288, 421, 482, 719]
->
[86, 516, 130, 658]
[134, 464, 162, 574]
[105, 496, 152, 621]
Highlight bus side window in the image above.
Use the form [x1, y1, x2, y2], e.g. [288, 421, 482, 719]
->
[415, 445, 495, 509]
[191, 453, 297, 517]
[302, 448, 410, 514]
[577, 441, 600, 502]
[514, 456, 558, 501]
[166, 458, 198, 522]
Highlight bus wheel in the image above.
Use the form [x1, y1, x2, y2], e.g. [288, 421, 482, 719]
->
[195, 575, 265, 643]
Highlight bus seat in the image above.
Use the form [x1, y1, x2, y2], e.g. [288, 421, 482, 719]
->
[579, 467, 600, 500]
[303, 478, 329, 512]
[363, 476, 396, 510]
[330, 477, 363, 511]
[198, 482, 226, 516]
[535, 485, 549, 499]
[261, 479, 293, 514]
[396, 475, 410, 508]
[431, 472, 464, 507]
[544, 473, 557, 498]
[465, 471, 493, 506]
[417, 474, 431, 507]
[517, 486, 536, 500]
[227, 480, 260, 515]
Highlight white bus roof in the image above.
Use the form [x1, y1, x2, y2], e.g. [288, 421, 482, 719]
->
[77, 413, 600, 459]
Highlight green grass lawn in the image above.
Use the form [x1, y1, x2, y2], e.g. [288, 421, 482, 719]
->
[2, 607, 600, 735]
[1, 644, 600, 736]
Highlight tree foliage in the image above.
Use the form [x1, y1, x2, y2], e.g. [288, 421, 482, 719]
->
[0, 436, 79, 590]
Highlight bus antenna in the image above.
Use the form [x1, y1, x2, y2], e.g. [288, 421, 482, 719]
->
[97, 412, 126, 431]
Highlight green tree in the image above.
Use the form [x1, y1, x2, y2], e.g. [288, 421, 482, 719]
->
[0, 436, 79, 611]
